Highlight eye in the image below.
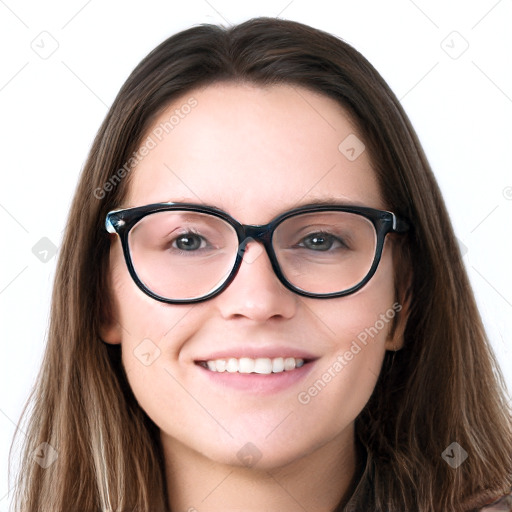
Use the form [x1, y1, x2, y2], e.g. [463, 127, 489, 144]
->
[299, 232, 343, 251]
[172, 233, 205, 251]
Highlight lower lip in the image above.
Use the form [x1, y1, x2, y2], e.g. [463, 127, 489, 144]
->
[195, 361, 316, 394]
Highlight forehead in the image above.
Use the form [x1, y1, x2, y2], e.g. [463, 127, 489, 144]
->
[125, 83, 383, 222]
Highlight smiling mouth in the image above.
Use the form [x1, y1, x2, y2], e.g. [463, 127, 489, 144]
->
[196, 356, 308, 374]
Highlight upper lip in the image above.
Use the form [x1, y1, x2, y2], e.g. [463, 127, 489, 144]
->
[194, 346, 319, 362]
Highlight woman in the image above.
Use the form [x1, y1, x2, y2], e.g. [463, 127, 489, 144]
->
[10, 17, 512, 511]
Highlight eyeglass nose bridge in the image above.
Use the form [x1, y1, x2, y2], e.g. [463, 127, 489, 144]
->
[236, 224, 275, 262]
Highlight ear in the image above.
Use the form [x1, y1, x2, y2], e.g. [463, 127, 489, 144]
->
[385, 237, 412, 352]
[385, 292, 411, 351]
[99, 248, 123, 345]
[99, 316, 123, 345]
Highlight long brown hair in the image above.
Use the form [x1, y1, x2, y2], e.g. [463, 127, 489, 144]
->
[10, 17, 512, 511]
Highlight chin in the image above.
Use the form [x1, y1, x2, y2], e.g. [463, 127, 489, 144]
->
[199, 430, 335, 473]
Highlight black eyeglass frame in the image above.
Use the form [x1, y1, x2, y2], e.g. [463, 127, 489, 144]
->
[105, 202, 410, 304]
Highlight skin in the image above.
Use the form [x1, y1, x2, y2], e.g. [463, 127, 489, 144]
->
[101, 83, 406, 512]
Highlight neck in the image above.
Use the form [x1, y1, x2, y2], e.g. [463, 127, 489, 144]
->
[161, 426, 359, 512]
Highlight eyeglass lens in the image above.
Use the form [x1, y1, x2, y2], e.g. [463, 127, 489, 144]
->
[128, 210, 377, 300]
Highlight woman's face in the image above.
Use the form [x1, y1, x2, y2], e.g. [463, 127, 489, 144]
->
[102, 83, 401, 470]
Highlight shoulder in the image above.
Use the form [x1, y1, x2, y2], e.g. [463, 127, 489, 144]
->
[477, 492, 512, 511]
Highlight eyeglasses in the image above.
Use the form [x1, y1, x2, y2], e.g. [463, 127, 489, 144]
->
[105, 202, 410, 304]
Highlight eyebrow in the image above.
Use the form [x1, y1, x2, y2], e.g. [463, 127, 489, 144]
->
[292, 197, 368, 208]
[119, 197, 373, 214]
[158, 196, 371, 212]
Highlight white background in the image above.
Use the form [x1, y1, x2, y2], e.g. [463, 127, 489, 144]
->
[1, 1, 511, 509]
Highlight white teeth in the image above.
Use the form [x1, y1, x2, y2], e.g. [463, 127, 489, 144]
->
[238, 357, 255, 373]
[226, 358, 238, 373]
[272, 357, 284, 373]
[284, 357, 296, 371]
[253, 358, 272, 374]
[202, 356, 305, 374]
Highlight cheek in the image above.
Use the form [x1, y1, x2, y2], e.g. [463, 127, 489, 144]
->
[307, 239, 397, 351]
[108, 242, 207, 379]
[109, 259, 215, 430]
[297, 241, 397, 414]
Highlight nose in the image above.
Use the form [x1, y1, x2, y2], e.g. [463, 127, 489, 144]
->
[214, 240, 298, 322]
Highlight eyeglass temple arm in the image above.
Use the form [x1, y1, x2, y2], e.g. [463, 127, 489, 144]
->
[393, 214, 410, 233]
